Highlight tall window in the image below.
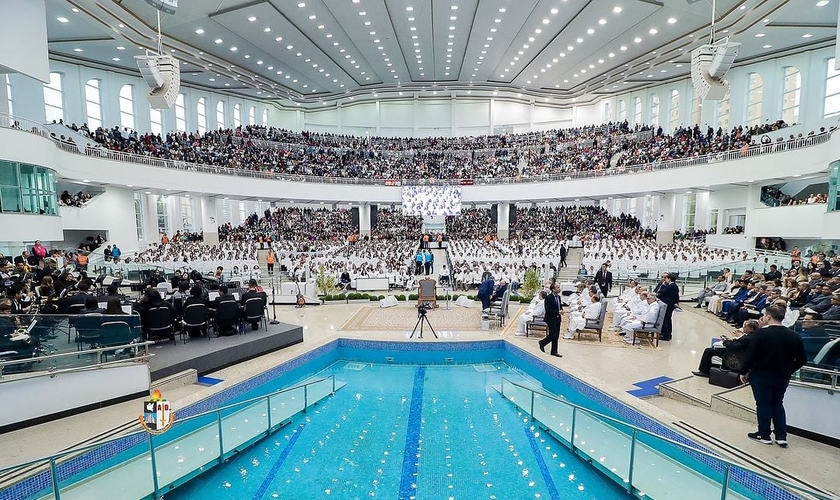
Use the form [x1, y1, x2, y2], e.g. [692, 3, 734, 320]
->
[633, 97, 642, 124]
[716, 91, 730, 130]
[119, 84, 135, 130]
[196, 97, 207, 134]
[216, 101, 225, 128]
[181, 198, 193, 230]
[618, 100, 626, 121]
[262, 109, 269, 126]
[84, 79, 102, 129]
[781, 67, 801, 124]
[156, 195, 169, 234]
[43, 72, 64, 123]
[746, 73, 763, 126]
[150, 106, 163, 135]
[669, 90, 680, 131]
[683, 193, 697, 232]
[649, 94, 660, 126]
[134, 193, 144, 240]
[219, 198, 232, 224]
[603, 102, 611, 122]
[238, 201, 246, 222]
[825, 58, 840, 118]
[643, 196, 655, 228]
[248, 106, 256, 126]
[233, 104, 241, 128]
[709, 209, 719, 232]
[5, 74, 13, 116]
[175, 94, 186, 132]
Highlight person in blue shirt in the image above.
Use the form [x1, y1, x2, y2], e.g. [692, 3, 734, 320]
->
[414, 251, 423, 275]
[111, 244, 122, 262]
[424, 250, 433, 275]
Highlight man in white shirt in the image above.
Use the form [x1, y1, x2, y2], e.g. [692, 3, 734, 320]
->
[515, 291, 547, 336]
[565, 294, 602, 339]
[618, 291, 651, 332]
[623, 294, 661, 342]
[614, 288, 648, 330]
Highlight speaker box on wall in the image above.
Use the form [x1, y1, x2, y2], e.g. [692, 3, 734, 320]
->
[490, 204, 498, 224]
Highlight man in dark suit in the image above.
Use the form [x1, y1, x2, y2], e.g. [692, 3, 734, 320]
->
[478, 276, 495, 311]
[538, 282, 563, 358]
[594, 263, 613, 297]
[657, 273, 680, 341]
[240, 279, 267, 330]
[559, 244, 568, 268]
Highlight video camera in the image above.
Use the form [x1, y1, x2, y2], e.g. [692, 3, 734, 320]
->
[418, 303, 430, 316]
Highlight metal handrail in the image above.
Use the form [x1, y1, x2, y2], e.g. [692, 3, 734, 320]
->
[499, 377, 835, 500]
[0, 374, 337, 499]
[0, 341, 155, 381]
[0, 112, 832, 186]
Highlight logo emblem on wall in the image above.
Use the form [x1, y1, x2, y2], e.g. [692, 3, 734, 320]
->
[138, 389, 176, 434]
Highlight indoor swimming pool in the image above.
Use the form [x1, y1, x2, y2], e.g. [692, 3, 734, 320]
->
[0, 340, 814, 500]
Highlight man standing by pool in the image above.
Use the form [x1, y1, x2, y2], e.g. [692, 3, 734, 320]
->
[539, 282, 563, 358]
[739, 304, 806, 447]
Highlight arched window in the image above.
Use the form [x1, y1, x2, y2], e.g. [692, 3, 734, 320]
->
[149, 105, 163, 135]
[633, 97, 642, 124]
[5, 75, 13, 116]
[43, 72, 64, 123]
[669, 90, 680, 131]
[216, 101, 225, 128]
[603, 102, 611, 122]
[175, 94, 186, 132]
[746, 73, 763, 126]
[262, 109, 269, 126]
[84, 79, 102, 129]
[196, 97, 207, 134]
[248, 106, 256, 126]
[618, 100, 627, 121]
[824, 58, 840, 118]
[782, 67, 801, 124]
[233, 103, 241, 128]
[649, 94, 660, 126]
[716, 91, 730, 130]
[119, 84, 135, 130]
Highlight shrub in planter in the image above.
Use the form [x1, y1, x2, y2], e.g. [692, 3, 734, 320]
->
[467, 295, 476, 300]
[370, 296, 379, 301]
[396, 295, 407, 301]
[378, 295, 386, 300]
[408, 293, 419, 301]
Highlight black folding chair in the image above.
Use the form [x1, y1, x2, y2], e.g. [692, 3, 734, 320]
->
[243, 297, 267, 332]
[181, 303, 209, 342]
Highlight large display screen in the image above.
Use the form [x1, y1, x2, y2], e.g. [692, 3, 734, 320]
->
[401, 185, 462, 217]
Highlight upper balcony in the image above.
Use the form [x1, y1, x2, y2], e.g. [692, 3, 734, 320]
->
[0, 113, 836, 205]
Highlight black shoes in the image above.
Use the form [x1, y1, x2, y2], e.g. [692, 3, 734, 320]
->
[550, 353, 562, 358]
[691, 370, 709, 377]
[539, 343, 546, 353]
[747, 432, 772, 444]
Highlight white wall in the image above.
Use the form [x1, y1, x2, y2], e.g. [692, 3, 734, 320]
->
[59, 187, 139, 250]
[0, 213, 63, 241]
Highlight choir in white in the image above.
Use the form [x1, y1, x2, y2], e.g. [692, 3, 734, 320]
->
[401, 185, 463, 217]
[564, 284, 604, 339]
[610, 282, 663, 343]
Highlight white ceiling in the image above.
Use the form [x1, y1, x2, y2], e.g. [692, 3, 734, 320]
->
[46, 0, 838, 104]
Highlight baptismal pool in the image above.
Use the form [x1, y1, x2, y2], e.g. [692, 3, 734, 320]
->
[1, 340, 810, 500]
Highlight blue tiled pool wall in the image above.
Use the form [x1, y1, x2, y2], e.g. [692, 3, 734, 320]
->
[2, 340, 343, 500]
[501, 342, 801, 500]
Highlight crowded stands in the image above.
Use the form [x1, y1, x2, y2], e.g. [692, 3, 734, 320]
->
[511, 206, 652, 240]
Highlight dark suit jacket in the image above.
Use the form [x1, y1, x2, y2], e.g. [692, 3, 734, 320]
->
[658, 282, 680, 307]
[594, 270, 613, 291]
[544, 293, 563, 324]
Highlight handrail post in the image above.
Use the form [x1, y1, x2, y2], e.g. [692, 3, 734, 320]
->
[569, 407, 577, 452]
[627, 430, 637, 494]
[49, 457, 62, 500]
[266, 395, 272, 435]
[304, 384, 309, 413]
[720, 464, 731, 500]
[332, 375, 336, 395]
[148, 433, 160, 499]
[529, 391, 535, 421]
[216, 410, 225, 462]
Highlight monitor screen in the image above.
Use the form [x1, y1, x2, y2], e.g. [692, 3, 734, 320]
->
[401, 185, 462, 217]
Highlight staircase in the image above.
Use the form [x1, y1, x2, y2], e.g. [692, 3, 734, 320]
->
[556, 248, 582, 281]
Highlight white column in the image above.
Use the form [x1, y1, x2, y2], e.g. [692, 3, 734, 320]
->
[497, 202, 510, 240]
[656, 193, 677, 244]
[359, 204, 371, 237]
[142, 194, 159, 243]
[200, 197, 219, 245]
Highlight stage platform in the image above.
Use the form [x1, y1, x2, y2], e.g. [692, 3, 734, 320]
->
[147, 321, 303, 381]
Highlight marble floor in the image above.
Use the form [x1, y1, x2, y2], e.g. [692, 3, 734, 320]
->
[1, 300, 838, 498]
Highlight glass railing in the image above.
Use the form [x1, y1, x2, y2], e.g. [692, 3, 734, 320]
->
[790, 319, 840, 376]
[0, 338, 154, 379]
[0, 375, 339, 500]
[498, 378, 834, 500]
[0, 112, 832, 185]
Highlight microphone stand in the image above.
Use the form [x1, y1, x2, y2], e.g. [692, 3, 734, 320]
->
[269, 274, 280, 325]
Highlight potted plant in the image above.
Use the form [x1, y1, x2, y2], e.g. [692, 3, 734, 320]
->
[315, 265, 339, 299]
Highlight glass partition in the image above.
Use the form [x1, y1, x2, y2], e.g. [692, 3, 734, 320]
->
[0, 159, 58, 214]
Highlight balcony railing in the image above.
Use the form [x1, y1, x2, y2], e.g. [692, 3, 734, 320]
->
[0, 112, 831, 186]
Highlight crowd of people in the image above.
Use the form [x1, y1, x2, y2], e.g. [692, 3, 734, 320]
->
[762, 186, 828, 206]
[511, 206, 652, 241]
[59, 190, 93, 207]
[371, 208, 423, 240]
[218, 206, 356, 244]
[445, 208, 497, 240]
[39, 116, 822, 182]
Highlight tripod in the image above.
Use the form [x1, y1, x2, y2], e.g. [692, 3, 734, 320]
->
[269, 275, 280, 325]
[409, 309, 438, 339]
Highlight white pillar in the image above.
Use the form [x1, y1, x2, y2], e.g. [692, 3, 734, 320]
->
[359, 204, 371, 237]
[656, 193, 677, 244]
[497, 202, 510, 240]
[200, 197, 219, 245]
[142, 194, 159, 243]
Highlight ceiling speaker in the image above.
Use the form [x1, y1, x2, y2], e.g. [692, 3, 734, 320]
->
[691, 37, 740, 101]
[135, 53, 180, 109]
[144, 0, 178, 14]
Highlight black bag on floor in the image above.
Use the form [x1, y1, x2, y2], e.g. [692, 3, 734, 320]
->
[709, 367, 741, 389]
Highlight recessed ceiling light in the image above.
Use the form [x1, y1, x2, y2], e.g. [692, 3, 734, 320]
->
[406, 6, 413, 11]
[309, 15, 316, 20]
[118, 23, 125, 28]
[817, 0, 830, 5]
[264, 27, 271, 32]
[56, 17, 69, 23]
[668, 18, 677, 24]
[195, 28, 204, 34]
[802, 33, 813, 38]
[620, 45, 627, 50]
[230, 46, 238, 51]
[73, 48, 83, 52]
[116, 46, 125, 50]
[755, 33, 765, 37]
[763, 44, 772, 49]
[587, 28, 594, 34]
[112, 57, 120, 61]
[209, 78, 215, 81]
[542, 19, 550, 24]
[634, 37, 642, 43]
[451, 5, 458, 10]
[649, 28, 658, 35]
[215, 38, 223, 44]
[248, 16, 257, 22]
[599, 19, 607, 25]
[613, 6, 622, 13]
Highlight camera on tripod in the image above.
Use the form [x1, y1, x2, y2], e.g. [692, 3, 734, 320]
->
[417, 303, 430, 316]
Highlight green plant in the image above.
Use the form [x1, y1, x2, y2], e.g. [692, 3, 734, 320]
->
[315, 265, 339, 296]
[408, 293, 419, 301]
[396, 295, 407, 301]
[521, 268, 541, 300]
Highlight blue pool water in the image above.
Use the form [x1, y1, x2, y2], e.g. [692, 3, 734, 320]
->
[167, 362, 630, 500]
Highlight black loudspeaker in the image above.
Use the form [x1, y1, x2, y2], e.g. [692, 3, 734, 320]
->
[490, 204, 498, 224]
[509, 205, 517, 224]
[351, 207, 360, 230]
[370, 204, 378, 228]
